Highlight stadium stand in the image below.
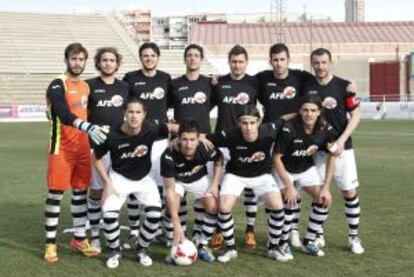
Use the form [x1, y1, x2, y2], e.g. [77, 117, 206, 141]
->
[0, 12, 216, 105]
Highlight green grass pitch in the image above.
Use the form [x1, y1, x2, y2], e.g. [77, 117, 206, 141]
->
[0, 120, 413, 277]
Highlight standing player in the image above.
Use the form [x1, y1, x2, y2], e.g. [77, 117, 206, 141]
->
[93, 99, 177, 268]
[86, 47, 129, 253]
[169, 44, 214, 241]
[207, 106, 289, 263]
[256, 43, 313, 248]
[212, 44, 260, 249]
[122, 42, 172, 246]
[43, 43, 108, 263]
[162, 121, 223, 263]
[273, 94, 337, 258]
[303, 48, 364, 254]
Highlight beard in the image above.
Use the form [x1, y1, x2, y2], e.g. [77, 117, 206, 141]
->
[67, 65, 85, 77]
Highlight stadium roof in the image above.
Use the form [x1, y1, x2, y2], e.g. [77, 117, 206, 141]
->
[189, 21, 414, 44]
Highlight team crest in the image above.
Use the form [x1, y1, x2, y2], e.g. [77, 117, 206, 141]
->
[236, 92, 249, 105]
[134, 145, 148, 157]
[322, 97, 337, 109]
[153, 87, 165, 100]
[111, 95, 124, 107]
[283, 86, 296, 99]
[193, 91, 207, 104]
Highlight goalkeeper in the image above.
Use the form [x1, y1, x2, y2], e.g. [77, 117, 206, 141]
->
[43, 43, 108, 263]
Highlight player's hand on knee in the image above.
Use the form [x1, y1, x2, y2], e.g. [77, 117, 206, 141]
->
[284, 185, 299, 206]
[320, 187, 332, 208]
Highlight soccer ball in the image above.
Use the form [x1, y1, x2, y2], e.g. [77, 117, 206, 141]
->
[171, 240, 198, 266]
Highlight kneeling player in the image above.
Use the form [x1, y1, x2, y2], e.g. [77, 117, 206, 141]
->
[162, 121, 223, 263]
[273, 94, 336, 258]
[93, 99, 177, 268]
[207, 105, 289, 263]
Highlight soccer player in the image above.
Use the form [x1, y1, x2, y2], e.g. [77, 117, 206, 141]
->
[212, 44, 260, 249]
[86, 47, 129, 253]
[169, 44, 214, 241]
[162, 121, 223, 263]
[123, 42, 172, 247]
[303, 48, 364, 254]
[273, 94, 337, 258]
[93, 99, 177, 268]
[256, 43, 313, 248]
[43, 43, 109, 263]
[207, 106, 289, 263]
[170, 44, 212, 134]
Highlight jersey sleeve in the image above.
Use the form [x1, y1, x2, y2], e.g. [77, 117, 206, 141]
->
[46, 79, 78, 125]
[274, 123, 294, 155]
[269, 118, 286, 139]
[156, 121, 170, 138]
[160, 150, 176, 178]
[204, 147, 222, 162]
[94, 139, 109, 160]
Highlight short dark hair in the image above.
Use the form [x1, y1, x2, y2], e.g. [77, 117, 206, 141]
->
[94, 47, 122, 72]
[311, 48, 332, 61]
[64, 42, 88, 60]
[237, 104, 260, 119]
[125, 97, 146, 113]
[178, 121, 200, 136]
[139, 42, 161, 57]
[228, 44, 248, 61]
[269, 43, 290, 59]
[184, 44, 204, 59]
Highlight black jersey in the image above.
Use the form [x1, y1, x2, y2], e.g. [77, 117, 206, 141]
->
[94, 120, 169, 181]
[256, 69, 312, 122]
[170, 74, 213, 133]
[212, 74, 259, 132]
[161, 145, 222, 183]
[123, 70, 171, 123]
[86, 77, 129, 128]
[274, 120, 337, 174]
[207, 120, 284, 177]
[303, 76, 353, 149]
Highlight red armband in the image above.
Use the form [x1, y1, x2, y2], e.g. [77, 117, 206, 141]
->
[345, 92, 360, 111]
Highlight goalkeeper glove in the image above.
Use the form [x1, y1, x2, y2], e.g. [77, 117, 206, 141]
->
[75, 121, 109, 145]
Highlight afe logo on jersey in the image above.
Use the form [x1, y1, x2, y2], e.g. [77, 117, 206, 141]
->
[153, 87, 165, 100]
[193, 92, 207, 104]
[134, 145, 148, 157]
[181, 92, 207, 105]
[120, 145, 149, 159]
[283, 87, 296, 99]
[111, 95, 124, 107]
[97, 95, 123, 107]
[292, 150, 309, 157]
[322, 97, 337, 109]
[238, 151, 266, 163]
[223, 92, 250, 105]
[177, 165, 203, 177]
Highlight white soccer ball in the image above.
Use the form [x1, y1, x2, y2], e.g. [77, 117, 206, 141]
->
[170, 240, 198, 266]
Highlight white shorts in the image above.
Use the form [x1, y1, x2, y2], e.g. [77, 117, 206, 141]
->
[151, 139, 168, 188]
[313, 149, 359, 191]
[175, 175, 211, 200]
[91, 151, 111, 190]
[273, 166, 323, 190]
[102, 170, 161, 212]
[220, 173, 279, 198]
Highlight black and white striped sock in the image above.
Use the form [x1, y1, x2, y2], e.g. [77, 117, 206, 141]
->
[345, 195, 360, 237]
[244, 188, 257, 233]
[136, 206, 162, 252]
[268, 209, 284, 249]
[71, 190, 87, 240]
[192, 199, 205, 241]
[218, 212, 235, 247]
[103, 210, 120, 252]
[304, 202, 329, 242]
[87, 196, 101, 240]
[44, 189, 64, 244]
[127, 194, 140, 237]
